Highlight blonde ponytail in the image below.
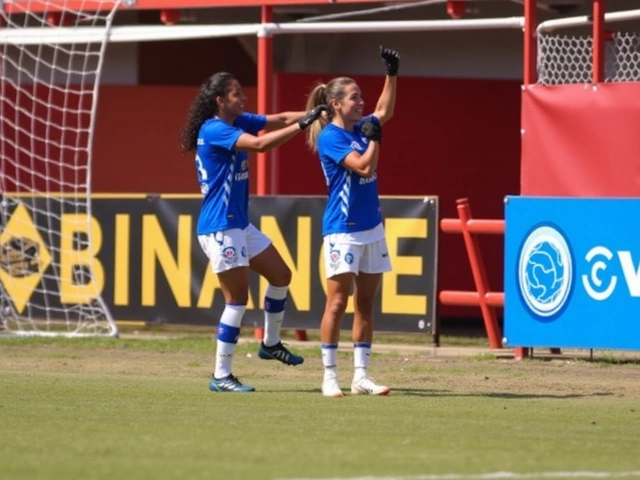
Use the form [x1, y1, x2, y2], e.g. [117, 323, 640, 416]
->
[305, 83, 330, 152]
[304, 77, 356, 152]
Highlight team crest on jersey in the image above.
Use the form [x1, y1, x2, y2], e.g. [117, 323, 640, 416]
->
[241, 159, 249, 171]
[222, 246, 237, 264]
[345, 253, 354, 265]
[329, 248, 341, 269]
[350, 141, 363, 151]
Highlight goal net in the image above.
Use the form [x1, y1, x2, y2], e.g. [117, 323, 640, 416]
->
[538, 30, 640, 85]
[0, 0, 121, 337]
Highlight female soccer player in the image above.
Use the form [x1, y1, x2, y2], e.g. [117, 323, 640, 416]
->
[180, 72, 327, 392]
[304, 47, 400, 397]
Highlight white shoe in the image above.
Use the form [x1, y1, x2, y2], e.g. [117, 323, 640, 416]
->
[322, 377, 344, 398]
[351, 376, 390, 396]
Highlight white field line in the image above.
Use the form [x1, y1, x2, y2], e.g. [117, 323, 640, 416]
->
[275, 471, 640, 480]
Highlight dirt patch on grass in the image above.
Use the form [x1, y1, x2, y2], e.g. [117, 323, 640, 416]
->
[3, 341, 640, 400]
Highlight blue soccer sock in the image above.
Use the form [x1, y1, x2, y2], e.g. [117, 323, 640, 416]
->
[214, 303, 246, 379]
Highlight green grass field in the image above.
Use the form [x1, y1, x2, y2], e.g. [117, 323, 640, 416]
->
[2, 334, 640, 480]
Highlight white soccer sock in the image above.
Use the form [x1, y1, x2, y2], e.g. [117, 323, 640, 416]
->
[263, 285, 288, 347]
[353, 342, 371, 382]
[214, 303, 246, 379]
[322, 343, 339, 381]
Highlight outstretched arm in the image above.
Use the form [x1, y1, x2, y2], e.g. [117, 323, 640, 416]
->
[373, 46, 400, 125]
[235, 123, 301, 153]
[264, 111, 306, 131]
[235, 105, 328, 153]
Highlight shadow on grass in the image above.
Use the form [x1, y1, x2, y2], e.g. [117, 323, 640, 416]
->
[240, 387, 616, 399]
[391, 387, 616, 399]
[255, 387, 323, 394]
[525, 353, 640, 366]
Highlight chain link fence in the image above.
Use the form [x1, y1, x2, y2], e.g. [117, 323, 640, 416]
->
[538, 31, 640, 84]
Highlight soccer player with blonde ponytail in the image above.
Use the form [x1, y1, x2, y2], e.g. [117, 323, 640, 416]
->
[305, 47, 400, 397]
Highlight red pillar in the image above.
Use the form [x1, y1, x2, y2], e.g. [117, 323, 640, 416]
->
[255, 6, 272, 341]
[256, 5, 273, 196]
[523, 0, 537, 86]
[592, 0, 606, 83]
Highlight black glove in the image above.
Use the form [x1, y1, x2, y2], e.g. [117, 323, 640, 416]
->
[380, 46, 400, 77]
[298, 105, 329, 130]
[360, 118, 382, 143]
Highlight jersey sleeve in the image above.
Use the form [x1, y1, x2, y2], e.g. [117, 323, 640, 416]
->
[234, 113, 267, 135]
[318, 127, 356, 165]
[203, 121, 244, 151]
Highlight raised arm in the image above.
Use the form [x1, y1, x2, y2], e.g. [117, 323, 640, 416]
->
[264, 111, 307, 131]
[373, 47, 400, 125]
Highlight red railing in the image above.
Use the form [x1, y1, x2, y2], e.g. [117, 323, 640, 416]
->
[439, 198, 505, 350]
[278, 196, 558, 359]
[438, 197, 556, 360]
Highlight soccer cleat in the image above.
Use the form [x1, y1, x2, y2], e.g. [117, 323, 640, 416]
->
[322, 377, 344, 398]
[351, 376, 390, 396]
[258, 342, 304, 366]
[209, 374, 255, 392]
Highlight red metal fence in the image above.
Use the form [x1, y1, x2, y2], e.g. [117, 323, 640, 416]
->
[439, 198, 562, 360]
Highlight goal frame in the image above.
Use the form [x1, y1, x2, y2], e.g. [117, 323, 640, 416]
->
[1, 0, 122, 337]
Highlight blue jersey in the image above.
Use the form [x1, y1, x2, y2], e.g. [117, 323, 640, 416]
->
[317, 115, 382, 235]
[194, 113, 266, 234]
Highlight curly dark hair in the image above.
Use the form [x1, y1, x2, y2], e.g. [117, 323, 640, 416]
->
[180, 72, 235, 152]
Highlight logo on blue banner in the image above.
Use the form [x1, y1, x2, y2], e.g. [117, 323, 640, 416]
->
[517, 224, 574, 321]
[505, 197, 640, 350]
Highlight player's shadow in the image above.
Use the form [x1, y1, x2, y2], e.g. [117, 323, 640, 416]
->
[253, 387, 616, 399]
[255, 387, 339, 394]
[525, 358, 640, 367]
[392, 388, 616, 399]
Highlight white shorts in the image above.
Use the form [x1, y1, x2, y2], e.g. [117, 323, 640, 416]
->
[323, 235, 392, 278]
[198, 223, 271, 274]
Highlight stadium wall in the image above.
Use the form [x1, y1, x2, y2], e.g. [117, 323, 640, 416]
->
[2, 18, 524, 323]
[1, 80, 516, 320]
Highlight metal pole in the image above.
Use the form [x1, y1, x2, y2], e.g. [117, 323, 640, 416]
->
[593, 0, 606, 83]
[455, 198, 503, 349]
[524, 0, 537, 85]
[256, 5, 273, 196]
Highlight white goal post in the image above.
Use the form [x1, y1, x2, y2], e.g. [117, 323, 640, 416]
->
[0, 0, 122, 337]
[0, 1, 531, 338]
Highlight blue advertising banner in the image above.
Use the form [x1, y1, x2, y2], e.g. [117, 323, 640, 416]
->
[504, 196, 640, 350]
